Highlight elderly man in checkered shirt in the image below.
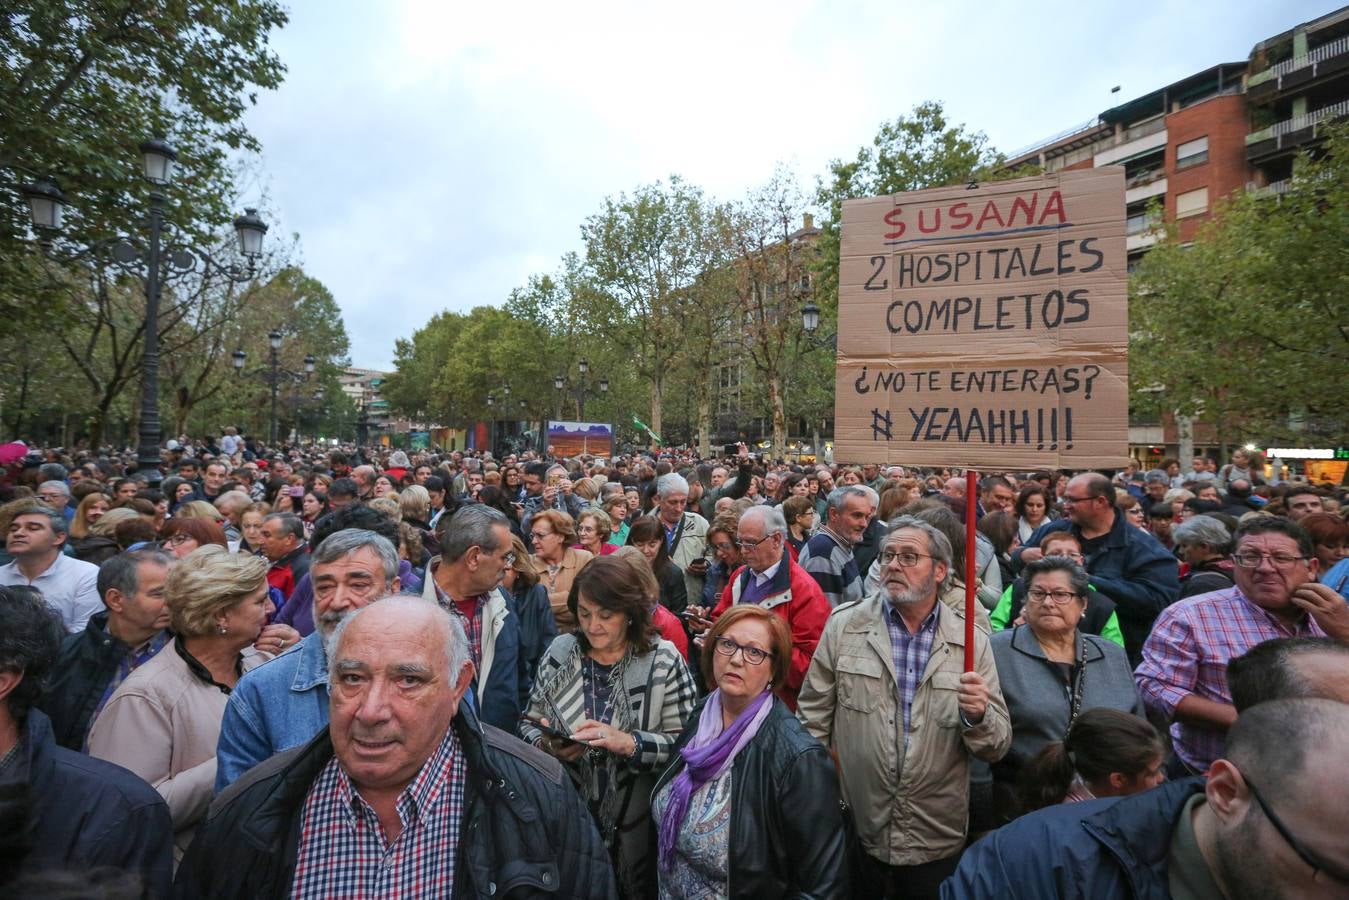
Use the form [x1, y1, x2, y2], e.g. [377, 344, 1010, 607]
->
[175, 596, 615, 899]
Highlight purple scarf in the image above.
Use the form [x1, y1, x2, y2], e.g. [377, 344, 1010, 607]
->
[657, 687, 773, 872]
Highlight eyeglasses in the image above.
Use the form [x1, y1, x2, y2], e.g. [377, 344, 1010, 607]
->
[164, 532, 193, 545]
[1026, 589, 1082, 605]
[503, 552, 517, 566]
[1061, 494, 1098, 505]
[714, 636, 773, 666]
[709, 542, 736, 553]
[1239, 768, 1349, 885]
[529, 532, 554, 542]
[1232, 552, 1310, 569]
[736, 535, 774, 550]
[880, 550, 935, 568]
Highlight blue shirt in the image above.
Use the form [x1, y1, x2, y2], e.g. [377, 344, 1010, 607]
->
[884, 602, 940, 743]
[1324, 558, 1349, 601]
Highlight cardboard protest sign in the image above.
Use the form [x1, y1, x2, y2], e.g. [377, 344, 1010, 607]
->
[833, 168, 1128, 469]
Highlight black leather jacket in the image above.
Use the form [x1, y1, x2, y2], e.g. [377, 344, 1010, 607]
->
[173, 706, 617, 899]
[37, 611, 165, 751]
[651, 697, 851, 899]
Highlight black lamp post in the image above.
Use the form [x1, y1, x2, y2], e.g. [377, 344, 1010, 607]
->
[554, 358, 609, 420]
[232, 333, 314, 445]
[22, 138, 267, 484]
[800, 301, 837, 350]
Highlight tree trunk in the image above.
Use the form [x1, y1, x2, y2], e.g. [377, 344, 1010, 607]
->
[127, 389, 141, 453]
[85, 408, 103, 448]
[1176, 412, 1194, 466]
[650, 376, 664, 450]
[696, 391, 712, 459]
[770, 376, 786, 457]
[175, 385, 192, 437]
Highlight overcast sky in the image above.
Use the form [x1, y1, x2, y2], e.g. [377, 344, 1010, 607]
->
[241, 0, 1338, 369]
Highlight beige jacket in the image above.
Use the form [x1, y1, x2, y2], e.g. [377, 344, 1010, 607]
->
[665, 511, 709, 603]
[536, 547, 593, 632]
[797, 595, 1011, 866]
[88, 639, 267, 863]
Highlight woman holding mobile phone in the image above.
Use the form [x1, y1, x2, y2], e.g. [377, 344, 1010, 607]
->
[520, 556, 697, 899]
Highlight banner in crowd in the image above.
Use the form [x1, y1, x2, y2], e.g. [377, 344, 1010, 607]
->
[547, 421, 615, 458]
[833, 168, 1129, 469]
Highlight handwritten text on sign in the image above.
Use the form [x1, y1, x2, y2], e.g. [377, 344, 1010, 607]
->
[833, 169, 1128, 469]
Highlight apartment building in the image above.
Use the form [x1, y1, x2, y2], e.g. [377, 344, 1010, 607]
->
[1005, 6, 1348, 260]
[1001, 6, 1349, 464]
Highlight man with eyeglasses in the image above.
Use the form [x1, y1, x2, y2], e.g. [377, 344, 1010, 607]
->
[1136, 517, 1349, 778]
[799, 517, 1010, 900]
[1014, 472, 1179, 665]
[944, 698, 1349, 899]
[36, 480, 74, 523]
[698, 506, 830, 710]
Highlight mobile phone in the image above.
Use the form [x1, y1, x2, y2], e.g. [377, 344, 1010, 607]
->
[520, 715, 579, 744]
[288, 486, 304, 497]
[548, 473, 561, 488]
[679, 610, 712, 626]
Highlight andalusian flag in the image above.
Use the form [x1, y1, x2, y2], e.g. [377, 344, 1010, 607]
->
[632, 414, 661, 445]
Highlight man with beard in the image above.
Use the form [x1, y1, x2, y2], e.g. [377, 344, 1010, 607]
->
[798, 517, 1010, 900]
[942, 699, 1349, 899]
[214, 529, 400, 792]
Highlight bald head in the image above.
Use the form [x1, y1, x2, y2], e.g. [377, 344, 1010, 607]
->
[326, 596, 475, 795]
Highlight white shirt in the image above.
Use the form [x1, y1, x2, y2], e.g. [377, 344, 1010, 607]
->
[0, 552, 102, 632]
[219, 434, 242, 456]
[752, 559, 782, 588]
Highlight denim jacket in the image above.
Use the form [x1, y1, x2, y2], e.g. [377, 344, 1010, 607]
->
[214, 631, 329, 794]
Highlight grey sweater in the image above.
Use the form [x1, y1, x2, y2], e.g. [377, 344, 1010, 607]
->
[990, 625, 1145, 777]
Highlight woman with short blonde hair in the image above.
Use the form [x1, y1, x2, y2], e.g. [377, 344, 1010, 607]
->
[89, 546, 275, 862]
[399, 484, 431, 526]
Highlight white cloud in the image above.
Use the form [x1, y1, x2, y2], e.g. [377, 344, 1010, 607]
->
[243, 0, 1339, 368]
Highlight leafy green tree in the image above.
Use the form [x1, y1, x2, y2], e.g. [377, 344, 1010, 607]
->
[2, 0, 288, 313]
[581, 176, 711, 439]
[722, 166, 817, 453]
[1130, 124, 1349, 446]
[812, 101, 1013, 328]
[181, 266, 351, 442]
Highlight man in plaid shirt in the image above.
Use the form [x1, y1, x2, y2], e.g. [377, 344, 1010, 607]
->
[1136, 517, 1349, 776]
[175, 596, 615, 899]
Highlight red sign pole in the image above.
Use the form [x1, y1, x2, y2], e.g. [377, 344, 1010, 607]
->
[964, 469, 978, 673]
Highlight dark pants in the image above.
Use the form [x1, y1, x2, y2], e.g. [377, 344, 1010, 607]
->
[858, 851, 961, 900]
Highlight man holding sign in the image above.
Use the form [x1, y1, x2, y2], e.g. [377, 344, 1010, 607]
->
[798, 517, 1010, 900]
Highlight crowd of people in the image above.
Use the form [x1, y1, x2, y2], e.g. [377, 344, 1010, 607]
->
[0, 434, 1347, 899]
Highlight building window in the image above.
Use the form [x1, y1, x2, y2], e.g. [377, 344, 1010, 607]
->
[1175, 136, 1208, 171]
[1175, 187, 1208, 218]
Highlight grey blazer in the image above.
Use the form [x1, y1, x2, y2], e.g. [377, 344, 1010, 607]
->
[990, 624, 1145, 777]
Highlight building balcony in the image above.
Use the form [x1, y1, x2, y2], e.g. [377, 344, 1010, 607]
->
[1095, 125, 1169, 166]
[1248, 34, 1349, 102]
[1246, 97, 1349, 162]
[1126, 175, 1168, 204]
[1127, 231, 1160, 252]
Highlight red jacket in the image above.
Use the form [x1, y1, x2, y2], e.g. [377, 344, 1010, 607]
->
[713, 550, 831, 710]
[652, 603, 690, 660]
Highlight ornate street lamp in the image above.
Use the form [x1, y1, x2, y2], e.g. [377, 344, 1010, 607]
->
[22, 136, 266, 483]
